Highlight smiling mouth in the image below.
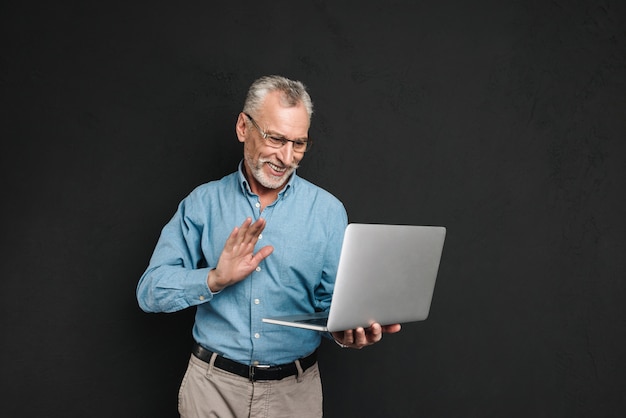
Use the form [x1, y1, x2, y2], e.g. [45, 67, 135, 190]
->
[266, 162, 287, 173]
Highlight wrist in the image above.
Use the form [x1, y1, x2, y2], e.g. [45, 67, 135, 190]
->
[207, 269, 225, 293]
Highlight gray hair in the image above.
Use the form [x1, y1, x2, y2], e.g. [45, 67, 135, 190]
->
[243, 75, 314, 119]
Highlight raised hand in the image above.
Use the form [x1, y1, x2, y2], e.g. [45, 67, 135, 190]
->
[207, 218, 274, 292]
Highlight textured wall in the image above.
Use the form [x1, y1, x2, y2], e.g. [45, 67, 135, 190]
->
[1, 1, 625, 417]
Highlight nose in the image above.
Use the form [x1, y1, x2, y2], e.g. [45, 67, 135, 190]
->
[277, 141, 295, 164]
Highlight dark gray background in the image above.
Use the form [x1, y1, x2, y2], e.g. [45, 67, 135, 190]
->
[2, 1, 625, 417]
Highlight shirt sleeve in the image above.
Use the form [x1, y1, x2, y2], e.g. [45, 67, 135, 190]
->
[136, 194, 214, 313]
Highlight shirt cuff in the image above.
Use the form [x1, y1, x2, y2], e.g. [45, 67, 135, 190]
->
[183, 268, 214, 305]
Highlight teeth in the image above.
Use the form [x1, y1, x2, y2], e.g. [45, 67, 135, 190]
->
[267, 162, 286, 172]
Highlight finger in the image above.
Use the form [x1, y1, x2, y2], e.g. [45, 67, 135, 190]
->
[343, 329, 354, 345]
[240, 217, 255, 235]
[241, 218, 266, 245]
[381, 324, 402, 334]
[249, 217, 266, 232]
[230, 218, 253, 247]
[355, 327, 372, 346]
[223, 225, 242, 251]
[235, 219, 262, 251]
[252, 245, 274, 264]
[247, 222, 266, 246]
[365, 324, 383, 344]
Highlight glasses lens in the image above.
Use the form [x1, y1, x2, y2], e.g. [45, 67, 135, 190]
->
[265, 137, 284, 148]
[265, 137, 310, 152]
[293, 141, 307, 152]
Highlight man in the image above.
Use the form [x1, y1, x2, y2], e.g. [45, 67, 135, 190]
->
[137, 75, 400, 417]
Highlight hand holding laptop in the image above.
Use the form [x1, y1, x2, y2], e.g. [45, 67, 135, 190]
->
[331, 322, 402, 349]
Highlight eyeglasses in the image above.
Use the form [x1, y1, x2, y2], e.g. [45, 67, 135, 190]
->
[244, 113, 311, 152]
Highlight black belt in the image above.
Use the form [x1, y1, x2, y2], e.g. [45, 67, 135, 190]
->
[191, 342, 317, 381]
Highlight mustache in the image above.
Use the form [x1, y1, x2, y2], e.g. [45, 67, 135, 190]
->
[259, 157, 299, 171]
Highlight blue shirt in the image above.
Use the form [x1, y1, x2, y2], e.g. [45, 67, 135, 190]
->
[137, 162, 348, 365]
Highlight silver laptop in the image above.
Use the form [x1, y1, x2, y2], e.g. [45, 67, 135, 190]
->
[262, 223, 446, 332]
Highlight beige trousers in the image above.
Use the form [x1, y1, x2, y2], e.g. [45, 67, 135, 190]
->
[178, 353, 324, 418]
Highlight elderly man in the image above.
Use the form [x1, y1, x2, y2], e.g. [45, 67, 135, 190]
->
[137, 75, 400, 417]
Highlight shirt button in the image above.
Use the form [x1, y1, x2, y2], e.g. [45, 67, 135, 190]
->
[255, 202, 261, 208]
[258, 233, 263, 240]
[254, 298, 260, 305]
[255, 267, 261, 272]
[199, 295, 205, 301]
[254, 333, 260, 339]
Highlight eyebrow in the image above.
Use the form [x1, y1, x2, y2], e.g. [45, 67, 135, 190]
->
[275, 135, 309, 143]
[266, 130, 309, 142]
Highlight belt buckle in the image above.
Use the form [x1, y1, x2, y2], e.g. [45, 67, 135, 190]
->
[249, 363, 270, 381]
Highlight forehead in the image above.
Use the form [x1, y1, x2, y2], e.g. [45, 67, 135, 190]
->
[258, 91, 310, 138]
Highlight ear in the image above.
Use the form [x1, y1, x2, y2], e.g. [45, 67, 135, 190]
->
[235, 112, 247, 143]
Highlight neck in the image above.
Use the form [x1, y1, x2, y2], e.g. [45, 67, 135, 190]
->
[242, 163, 284, 210]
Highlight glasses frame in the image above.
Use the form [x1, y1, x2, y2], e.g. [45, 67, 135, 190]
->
[244, 112, 311, 152]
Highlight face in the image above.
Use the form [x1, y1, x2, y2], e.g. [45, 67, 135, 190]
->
[237, 91, 310, 192]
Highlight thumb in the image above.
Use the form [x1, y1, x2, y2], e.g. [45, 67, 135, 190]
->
[252, 245, 274, 264]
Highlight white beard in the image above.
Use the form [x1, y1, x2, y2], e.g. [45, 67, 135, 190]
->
[244, 152, 299, 190]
